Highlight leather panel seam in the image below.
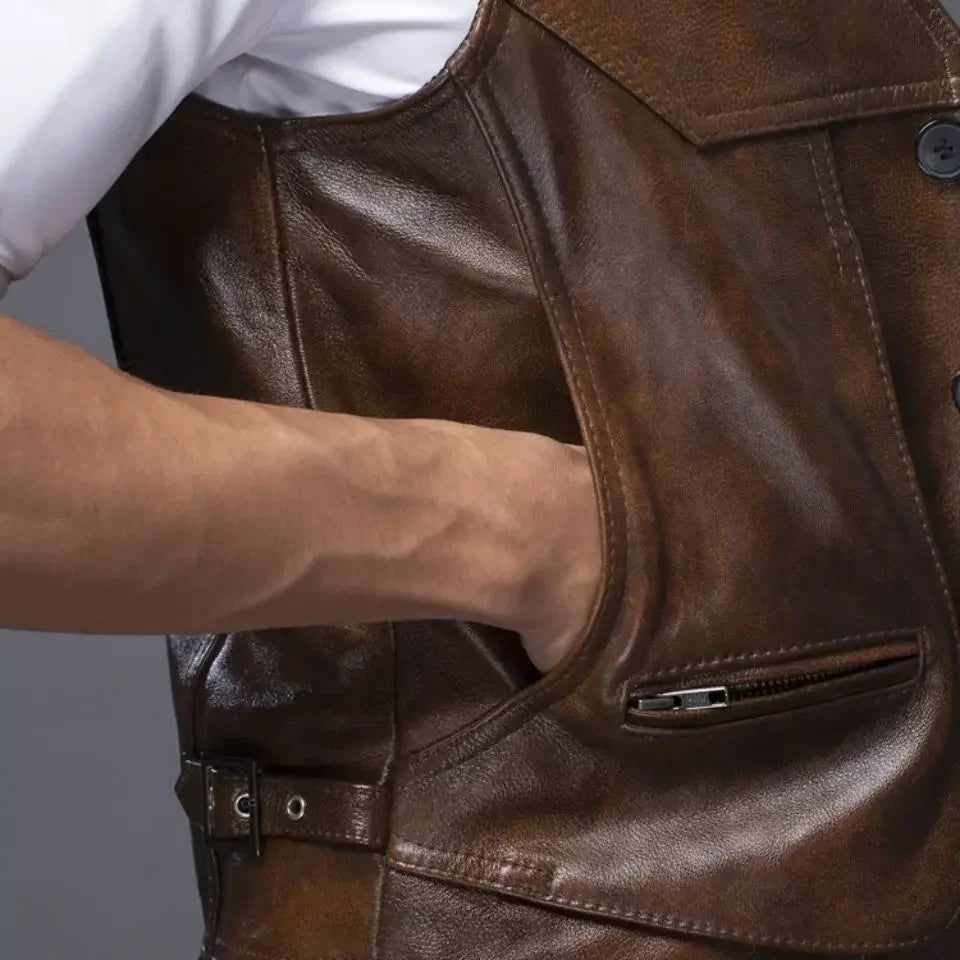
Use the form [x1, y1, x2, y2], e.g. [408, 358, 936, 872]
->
[183, 638, 221, 729]
[393, 27, 633, 784]
[633, 626, 928, 681]
[192, 634, 228, 960]
[258, 125, 315, 409]
[390, 839, 555, 879]
[901, 0, 953, 77]
[267, 85, 461, 149]
[913, 0, 960, 80]
[371, 620, 399, 960]
[810, 129, 960, 657]
[387, 781, 943, 956]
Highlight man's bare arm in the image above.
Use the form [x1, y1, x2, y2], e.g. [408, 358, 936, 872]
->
[0, 312, 603, 670]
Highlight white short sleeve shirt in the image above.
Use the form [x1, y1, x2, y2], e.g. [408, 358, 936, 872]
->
[0, 1, 479, 299]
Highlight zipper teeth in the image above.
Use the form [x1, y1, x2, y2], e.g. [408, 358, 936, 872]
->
[728, 662, 883, 701]
[626, 654, 918, 714]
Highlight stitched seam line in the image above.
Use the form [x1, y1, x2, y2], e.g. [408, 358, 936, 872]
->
[520, 0, 952, 119]
[371, 620, 399, 960]
[393, 647, 930, 944]
[212, 811, 381, 843]
[813, 130, 960, 659]
[809, 140, 846, 282]
[810, 131, 960, 945]
[393, 839, 553, 877]
[386, 842, 940, 952]
[258, 125, 315, 409]
[899, 0, 951, 77]
[449, 0, 501, 88]
[263, 783, 383, 798]
[509, 0, 958, 141]
[268, 86, 460, 149]
[396, 42, 629, 785]
[907, 0, 960, 78]
[191, 0, 500, 150]
[236, 825, 374, 843]
[391, 101, 955, 960]
[394, 7, 613, 783]
[479, 90, 627, 667]
[633, 627, 924, 681]
[206, 778, 385, 800]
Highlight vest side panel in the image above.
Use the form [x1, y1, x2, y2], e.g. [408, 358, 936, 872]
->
[258, 73, 585, 755]
[388, 6, 960, 955]
[87, 7, 585, 953]
[89, 105, 398, 960]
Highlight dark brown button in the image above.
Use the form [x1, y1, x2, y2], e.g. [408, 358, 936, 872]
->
[917, 120, 960, 181]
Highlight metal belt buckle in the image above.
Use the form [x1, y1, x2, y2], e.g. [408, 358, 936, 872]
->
[199, 753, 263, 861]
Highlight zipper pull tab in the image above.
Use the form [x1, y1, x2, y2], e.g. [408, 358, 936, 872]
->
[630, 685, 730, 712]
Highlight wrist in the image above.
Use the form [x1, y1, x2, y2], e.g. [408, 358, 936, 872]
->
[444, 426, 599, 640]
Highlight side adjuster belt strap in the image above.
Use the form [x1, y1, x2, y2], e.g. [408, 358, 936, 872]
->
[175, 757, 390, 852]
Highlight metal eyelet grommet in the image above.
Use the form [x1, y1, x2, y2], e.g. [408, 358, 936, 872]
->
[285, 795, 307, 821]
[233, 791, 252, 819]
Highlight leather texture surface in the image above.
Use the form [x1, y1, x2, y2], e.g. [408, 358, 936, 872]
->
[87, 0, 960, 956]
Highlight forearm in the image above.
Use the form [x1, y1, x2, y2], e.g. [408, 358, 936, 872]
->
[0, 312, 567, 636]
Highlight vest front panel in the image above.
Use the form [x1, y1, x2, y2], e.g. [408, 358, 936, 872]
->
[87, 0, 960, 957]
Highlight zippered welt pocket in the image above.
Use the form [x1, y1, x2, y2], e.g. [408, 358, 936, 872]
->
[623, 632, 923, 730]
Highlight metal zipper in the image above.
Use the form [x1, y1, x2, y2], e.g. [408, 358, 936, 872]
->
[628, 660, 905, 713]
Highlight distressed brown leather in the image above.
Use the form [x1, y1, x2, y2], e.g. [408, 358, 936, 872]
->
[86, 1, 960, 956]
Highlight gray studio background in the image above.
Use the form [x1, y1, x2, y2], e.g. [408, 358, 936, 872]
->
[0, 223, 203, 960]
[2, 3, 960, 957]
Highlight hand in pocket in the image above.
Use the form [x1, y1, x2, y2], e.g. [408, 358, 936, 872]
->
[516, 442, 604, 674]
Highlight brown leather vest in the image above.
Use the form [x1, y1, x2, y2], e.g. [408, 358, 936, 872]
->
[87, 1, 960, 957]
